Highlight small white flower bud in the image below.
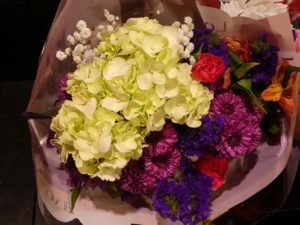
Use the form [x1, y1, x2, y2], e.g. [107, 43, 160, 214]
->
[56, 50, 67, 61]
[64, 47, 72, 56]
[172, 21, 181, 28]
[73, 55, 82, 64]
[106, 25, 114, 32]
[184, 17, 193, 25]
[107, 14, 115, 22]
[73, 31, 81, 42]
[74, 44, 84, 53]
[181, 24, 189, 33]
[103, 9, 110, 17]
[80, 27, 92, 39]
[186, 43, 194, 52]
[187, 31, 194, 38]
[96, 32, 102, 41]
[98, 25, 105, 30]
[76, 20, 87, 30]
[67, 35, 76, 45]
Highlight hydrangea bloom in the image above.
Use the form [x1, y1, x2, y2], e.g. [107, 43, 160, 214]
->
[51, 17, 213, 181]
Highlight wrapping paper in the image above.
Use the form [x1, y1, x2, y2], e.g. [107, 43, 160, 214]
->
[26, 1, 299, 224]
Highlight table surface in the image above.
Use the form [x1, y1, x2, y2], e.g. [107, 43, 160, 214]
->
[0, 81, 300, 225]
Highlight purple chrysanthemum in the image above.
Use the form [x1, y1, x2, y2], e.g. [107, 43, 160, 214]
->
[209, 91, 247, 122]
[152, 172, 213, 225]
[242, 95, 264, 123]
[177, 115, 224, 157]
[215, 121, 252, 158]
[58, 74, 71, 103]
[245, 116, 262, 153]
[145, 122, 177, 153]
[142, 122, 180, 179]
[119, 160, 157, 195]
[143, 146, 181, 179]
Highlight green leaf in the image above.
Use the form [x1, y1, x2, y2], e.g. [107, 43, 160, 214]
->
[71, 187, 82, 212]
[233, 79, 267, 114]
[269, 123, 281, 134]
[234, 62, 259, 79]
[237, 78, 252, 89]
[282, 65, 300, 88]
[285, 65, 300, 75]
[229, 51, 243, 71]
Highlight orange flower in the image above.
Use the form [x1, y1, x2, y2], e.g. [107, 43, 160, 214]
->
[261, 61, 297, 116]
[224, 37, 249, 61]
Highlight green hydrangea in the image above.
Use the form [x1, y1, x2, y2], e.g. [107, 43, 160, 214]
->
[51, 17, 213, 181]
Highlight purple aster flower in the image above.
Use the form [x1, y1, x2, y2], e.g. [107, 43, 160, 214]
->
[209, 91, 247, 122]
[58, 74, 71, 103]
[181, 172, 213, 222]
[192, 28, 230, 67]
[215, 120, 252, 158]
[152, 179, 190, 223]
[177, 115, 224, 157]
[119, 160, 157, 195]
[143, 146, 181, 179]
[152, 172, 213, 225]
[250, 34, 279, 87]
[62, 157, 90, 189]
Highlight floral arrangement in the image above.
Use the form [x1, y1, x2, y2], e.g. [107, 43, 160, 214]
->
[48, 8, 299, 225]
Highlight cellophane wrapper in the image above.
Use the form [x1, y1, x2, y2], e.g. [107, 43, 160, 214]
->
[26, 1, 300, 224]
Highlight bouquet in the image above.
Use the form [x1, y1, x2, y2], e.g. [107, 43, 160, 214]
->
[26, 1, 299, 225]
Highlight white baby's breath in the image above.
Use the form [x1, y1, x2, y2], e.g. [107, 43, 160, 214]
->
[56, 50, 67, 61]
[67, 34, 76, 45]
[76, 20, 87, 30]
[176, 16, 195, 59]
[64, 47, 72, 56]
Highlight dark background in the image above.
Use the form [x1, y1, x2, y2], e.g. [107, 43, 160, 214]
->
[0, 0, 300, 224]
[1, 0, 60, 81]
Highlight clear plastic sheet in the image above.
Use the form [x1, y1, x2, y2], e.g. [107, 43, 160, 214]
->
[26, 1, 300, 224]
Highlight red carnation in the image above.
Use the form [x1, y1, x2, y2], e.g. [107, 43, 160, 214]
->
[192, 53, 225, 83]
[194, 152, 228, 189]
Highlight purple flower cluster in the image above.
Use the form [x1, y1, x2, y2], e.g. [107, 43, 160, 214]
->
[62, 157, 105, 190]
[58, 74, 71, 103]
[192, 28, 230, 67]
[152, 172, 213, 225]
[120, 123, 181, 194]
[250, 34, 279, 87]
[176, 115, 224, 157]
[119, 160, 157, 195]
[210, 91, 263, 158]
